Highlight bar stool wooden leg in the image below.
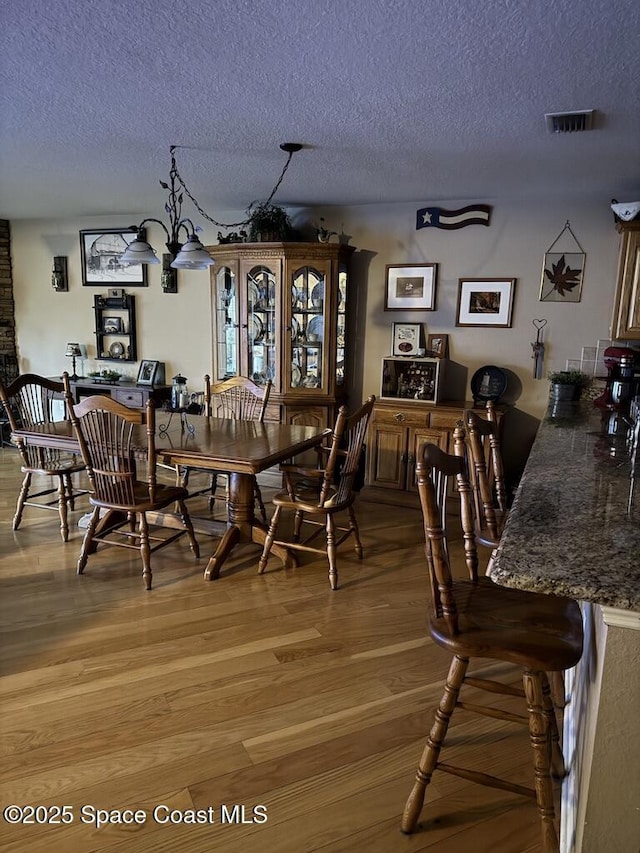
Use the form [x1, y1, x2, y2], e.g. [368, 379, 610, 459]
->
[402, 654, 469, 834]
[523, 670, 559, 853]
[541, 673, 565, 778]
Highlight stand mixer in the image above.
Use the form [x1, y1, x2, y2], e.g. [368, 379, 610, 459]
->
[593, 346, 640, 411]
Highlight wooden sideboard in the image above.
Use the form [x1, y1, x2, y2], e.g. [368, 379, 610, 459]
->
[65, 378, 171, 410]
[364, 398, 504, 505]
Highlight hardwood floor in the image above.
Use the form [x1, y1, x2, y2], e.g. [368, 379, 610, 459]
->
[0, 448, 552, 852]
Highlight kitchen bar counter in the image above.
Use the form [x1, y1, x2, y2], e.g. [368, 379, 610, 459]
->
[490, 401, 639, 610]
[489, 400, 639, 853]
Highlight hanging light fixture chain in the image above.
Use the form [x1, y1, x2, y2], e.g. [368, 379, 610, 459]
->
[171, 146, 298, 230]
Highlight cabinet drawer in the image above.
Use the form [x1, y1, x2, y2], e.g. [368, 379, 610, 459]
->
[429, 409, 464, 429]
[372, 405, 430, 428]
[112, 388, 145, 408]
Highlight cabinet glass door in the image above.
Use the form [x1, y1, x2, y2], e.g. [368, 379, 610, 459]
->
[246, 265, 276, 386]
[336, 263, 347, 386]
[214, 266, 238, 380]
[290, 266, 325, 391]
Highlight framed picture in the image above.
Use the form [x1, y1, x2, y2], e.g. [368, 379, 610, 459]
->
[385, 263, 438, 311]
[392, 322, 423, 356]
[136, 359, 159, 386]
[539, 251, 585, 302]
[80, 228, 147, 287]
[102, 316, 123, 334]
[456, 278, 516, 328]
[427, 333, 449, 358]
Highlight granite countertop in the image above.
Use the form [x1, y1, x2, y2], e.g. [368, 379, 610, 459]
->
[490, 402, 640, 611]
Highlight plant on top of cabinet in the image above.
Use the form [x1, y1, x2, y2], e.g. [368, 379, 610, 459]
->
[246, 202, 294, 242]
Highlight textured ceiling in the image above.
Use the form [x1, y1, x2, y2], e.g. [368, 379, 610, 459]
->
[1, 0, 639, 220]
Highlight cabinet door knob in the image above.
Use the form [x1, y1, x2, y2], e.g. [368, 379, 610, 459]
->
[394, 412, 406, 423]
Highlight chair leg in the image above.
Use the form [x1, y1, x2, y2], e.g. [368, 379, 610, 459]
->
[57, 475, 69, 542]
[348, 505, 363, 558]
[541, 673, 565, 779]
[402, 654, 469, 834]
[138, 513, 152, 590]
[208, 473, 219, 512]
[78, 507, 100, 574]
[258, 506, 281, 573]
[64, 472, 75, 510]
[254, 479, 267, 524]
[549, 670, 567, 709]
[293, 509, 304, 542]
[176, 500, 200, 559]
[325, 515, 338, 590]
[13, 471, 31, 530]
[523, 670, 560, 853]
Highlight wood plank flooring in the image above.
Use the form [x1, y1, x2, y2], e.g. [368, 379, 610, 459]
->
[0, 449, 553, 852]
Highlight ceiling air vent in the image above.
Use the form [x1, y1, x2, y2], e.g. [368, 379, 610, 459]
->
[545, 110, 595, 133]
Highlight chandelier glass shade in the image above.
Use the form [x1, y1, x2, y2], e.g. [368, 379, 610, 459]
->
[121, 143, 302, 278]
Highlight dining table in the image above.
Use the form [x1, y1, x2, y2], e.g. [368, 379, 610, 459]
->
[10, 413, 330, 581]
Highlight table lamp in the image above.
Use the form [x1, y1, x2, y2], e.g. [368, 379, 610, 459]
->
[65, 343, 82, 380]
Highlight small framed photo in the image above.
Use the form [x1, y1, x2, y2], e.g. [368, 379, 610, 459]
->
[427, 333, 449, 358]
[136, 359, 160, 386]
[80, 228, 147, 287]
[102, 316, 123, 334]
[385, 263, 438, 311]
[456, 278, 516, 328]
[392, 322, 423, 356]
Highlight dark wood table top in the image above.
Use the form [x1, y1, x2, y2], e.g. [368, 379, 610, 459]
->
[12, 416, 330, 475]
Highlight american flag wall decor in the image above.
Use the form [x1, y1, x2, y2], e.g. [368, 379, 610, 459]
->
[416, 205, 492, 230]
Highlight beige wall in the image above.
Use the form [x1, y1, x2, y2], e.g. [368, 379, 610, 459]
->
[10, 198, 620, 427]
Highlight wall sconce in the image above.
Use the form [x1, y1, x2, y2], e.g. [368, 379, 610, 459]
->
[161, 254, 178, 293]
[65, 342, 82, 380]
[52, 256, 68, 291]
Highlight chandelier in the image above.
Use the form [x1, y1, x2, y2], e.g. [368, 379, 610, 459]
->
[121, 143, 303, 272]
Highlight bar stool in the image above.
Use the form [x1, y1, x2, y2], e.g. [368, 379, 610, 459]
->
[401, 434, 583, 853]
[460, 400, 508, 550]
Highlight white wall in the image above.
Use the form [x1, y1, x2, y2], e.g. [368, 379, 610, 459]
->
[10, 198, 620, 428]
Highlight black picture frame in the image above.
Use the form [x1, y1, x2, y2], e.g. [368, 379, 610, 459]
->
[80, 228, 147, 287]
[136, 359, 159, 386]
[102, 316, 123, 334]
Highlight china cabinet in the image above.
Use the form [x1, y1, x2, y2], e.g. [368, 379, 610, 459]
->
[610, 221, 640, 341]
[93, 292, 137, 362]
[208, 242, 355, 427]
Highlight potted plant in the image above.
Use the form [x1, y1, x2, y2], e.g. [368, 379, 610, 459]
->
[548, 369, 590, 402]
[246, 202, 293, 242]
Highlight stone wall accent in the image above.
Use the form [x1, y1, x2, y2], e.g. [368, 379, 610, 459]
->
[0, 219, 18, 382]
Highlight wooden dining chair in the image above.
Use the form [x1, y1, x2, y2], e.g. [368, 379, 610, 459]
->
[401, 434, 583, 853]
[460, 401, 509, 550]
[0, 373, 86, 541]
[66, 385, 199, 589]
[179, 375, 272, 521]
[258, 396, 375, 590]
